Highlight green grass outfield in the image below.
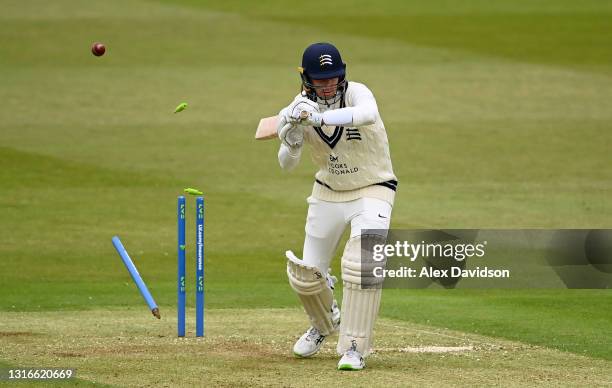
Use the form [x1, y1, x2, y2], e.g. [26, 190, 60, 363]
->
[1, 0, 611, 385]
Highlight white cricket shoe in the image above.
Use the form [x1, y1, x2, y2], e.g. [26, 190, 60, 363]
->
[338, 342, 365, 371]
[293, 327, 327, 357]
[293, 300, 341, 358]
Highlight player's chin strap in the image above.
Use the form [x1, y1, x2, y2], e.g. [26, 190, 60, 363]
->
[314, 80, 347, 109]
[286, 251, 339, 336]
[300, 77, 347, 109]
[337, 234, 387, 357]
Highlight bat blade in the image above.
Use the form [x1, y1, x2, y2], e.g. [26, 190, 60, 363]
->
[255, 115, 279, 140]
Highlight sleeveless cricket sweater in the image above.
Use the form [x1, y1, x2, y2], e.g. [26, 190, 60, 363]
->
[303, 81, 397, 205]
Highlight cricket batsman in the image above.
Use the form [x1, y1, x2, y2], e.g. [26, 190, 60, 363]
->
[277, 42, 396, 370]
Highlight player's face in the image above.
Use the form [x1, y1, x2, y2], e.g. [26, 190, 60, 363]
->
[311, 78, 340, 98]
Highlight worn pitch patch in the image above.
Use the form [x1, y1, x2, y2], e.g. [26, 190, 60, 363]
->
[375, 346, 474, 353]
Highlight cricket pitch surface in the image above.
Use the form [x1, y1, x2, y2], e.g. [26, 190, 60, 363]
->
[1, 308, 610, 387]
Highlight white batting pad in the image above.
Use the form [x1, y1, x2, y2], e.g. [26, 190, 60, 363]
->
[337, 235, 386, 357]
[286, 250, 338, 336]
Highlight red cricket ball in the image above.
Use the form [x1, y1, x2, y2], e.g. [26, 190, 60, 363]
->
[91, 42, 106, 57]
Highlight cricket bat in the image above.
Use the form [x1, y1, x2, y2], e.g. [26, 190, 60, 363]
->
[255, 115, 279, 140]
[255, 111, 310, 140]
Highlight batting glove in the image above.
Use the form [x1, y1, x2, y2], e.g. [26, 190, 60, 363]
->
[277, 114, 304, 149]
[287, 97, 323, 127]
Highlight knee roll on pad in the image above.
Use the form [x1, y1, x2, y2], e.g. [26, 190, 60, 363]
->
[337, 234, 386, 357]
[286, 251, 336, 336]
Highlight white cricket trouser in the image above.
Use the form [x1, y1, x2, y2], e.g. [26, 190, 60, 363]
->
[302, 196, 392, 275]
